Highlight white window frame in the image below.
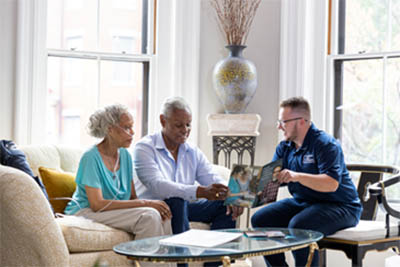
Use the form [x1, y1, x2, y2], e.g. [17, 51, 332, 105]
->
[281, 0, 400, 163]
[15, 0, 201, 146]
[328, 0, 400, 164]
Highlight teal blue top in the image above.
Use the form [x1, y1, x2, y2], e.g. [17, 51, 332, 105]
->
[64, 146, 133, 215]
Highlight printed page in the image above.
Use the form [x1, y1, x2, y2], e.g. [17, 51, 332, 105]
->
[224, 165, 259, 207]
[252, 158, 283, 208]
[159, 229, 243, 248]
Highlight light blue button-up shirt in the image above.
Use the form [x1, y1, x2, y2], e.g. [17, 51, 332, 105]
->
[133, 131, 225, 201]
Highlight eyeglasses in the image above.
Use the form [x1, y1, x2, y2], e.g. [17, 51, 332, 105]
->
[276, 117, 305, 127]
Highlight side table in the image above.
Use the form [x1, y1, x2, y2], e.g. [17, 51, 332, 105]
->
[207, 114, 261, 168]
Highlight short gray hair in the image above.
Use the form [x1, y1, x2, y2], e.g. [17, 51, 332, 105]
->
[87, 104, 130, 138]
[160, 97, 192, 118]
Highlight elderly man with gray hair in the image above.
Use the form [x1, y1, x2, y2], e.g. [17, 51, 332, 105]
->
[133, 97, 243, 267]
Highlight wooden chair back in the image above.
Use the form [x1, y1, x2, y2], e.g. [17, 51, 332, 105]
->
[347, 164, 400, 220]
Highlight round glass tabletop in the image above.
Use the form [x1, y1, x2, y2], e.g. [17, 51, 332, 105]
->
[113, 228, 323, 262]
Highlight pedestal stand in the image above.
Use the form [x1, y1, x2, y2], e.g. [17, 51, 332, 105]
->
[207, 114, 261, 168]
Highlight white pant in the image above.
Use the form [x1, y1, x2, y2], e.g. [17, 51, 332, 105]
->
[76, 207, 174, 266]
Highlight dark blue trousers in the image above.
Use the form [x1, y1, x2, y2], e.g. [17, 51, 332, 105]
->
[251, 198, 361, 267]
[165, 198, 236, 267]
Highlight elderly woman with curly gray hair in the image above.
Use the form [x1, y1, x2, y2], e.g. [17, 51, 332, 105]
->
[64, 104, 172, 259]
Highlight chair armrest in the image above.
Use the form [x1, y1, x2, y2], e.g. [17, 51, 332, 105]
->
[369, 173, 400, 219]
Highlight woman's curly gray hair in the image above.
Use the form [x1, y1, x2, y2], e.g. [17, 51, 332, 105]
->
[87, 104, 130, 138]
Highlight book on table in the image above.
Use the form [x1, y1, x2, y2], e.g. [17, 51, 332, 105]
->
[244, 230, 286, 238]
[224, 158, 283, 208]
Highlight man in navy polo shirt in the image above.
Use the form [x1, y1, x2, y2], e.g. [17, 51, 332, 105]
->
[251, 97, 362, 267]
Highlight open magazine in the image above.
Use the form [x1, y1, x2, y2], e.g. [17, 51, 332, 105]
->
[224, 159, 283, 208]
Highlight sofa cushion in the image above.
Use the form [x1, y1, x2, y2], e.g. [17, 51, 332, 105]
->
[0, 140, 52, 211]
[39, 167, 77, 213]
[55, 145, 83, 173]
[326, 220, 399, 241]
[21, 145, 62, 177]
[57, 216, 133, 253]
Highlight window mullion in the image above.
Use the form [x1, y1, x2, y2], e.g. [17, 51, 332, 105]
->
[96, 0, 100, 52]
[96, 56, 101, 108]
[337, 0, 346, 54]
[382, 56, 388, 163]
[329, 51, 400, 61]
[387, 0, 392, 50]
[47, 49, 152, 62]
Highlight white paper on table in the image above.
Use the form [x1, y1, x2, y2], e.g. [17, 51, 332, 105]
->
[159, 229, 243, 248]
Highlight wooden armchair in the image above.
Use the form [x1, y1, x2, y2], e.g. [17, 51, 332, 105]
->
[318, 164, 400, 267]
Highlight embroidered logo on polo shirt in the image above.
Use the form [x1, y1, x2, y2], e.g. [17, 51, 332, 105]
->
[303, 154, 315, 164]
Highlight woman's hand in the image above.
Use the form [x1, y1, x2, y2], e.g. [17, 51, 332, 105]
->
[146, 200, 172, 221]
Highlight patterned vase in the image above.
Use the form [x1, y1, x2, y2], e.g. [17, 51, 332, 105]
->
[212, 45, 257, 114]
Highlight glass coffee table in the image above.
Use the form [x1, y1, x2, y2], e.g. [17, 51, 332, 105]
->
[113, 228, 323, 267]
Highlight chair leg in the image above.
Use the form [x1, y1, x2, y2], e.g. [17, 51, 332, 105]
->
[351, 250, 363, 267]
[319, 249, 327, 267]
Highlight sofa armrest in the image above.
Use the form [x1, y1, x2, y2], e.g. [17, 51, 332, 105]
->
[0, 165, 69, 266]
[212, 164, 231, 183]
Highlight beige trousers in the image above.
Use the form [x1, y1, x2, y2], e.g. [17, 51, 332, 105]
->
[76, 207, 174, 266]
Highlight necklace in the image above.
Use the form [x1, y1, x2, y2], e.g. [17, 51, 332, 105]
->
[111, 150, 120, 179]
[98, 145, 120, 179]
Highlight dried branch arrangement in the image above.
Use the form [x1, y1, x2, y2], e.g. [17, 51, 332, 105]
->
[210, 0, 261, 45]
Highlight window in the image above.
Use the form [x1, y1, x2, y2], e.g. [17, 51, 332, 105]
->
[46, 0, 152, 148]
[332, 0, 400, 197]
[112, 35, 136, 84]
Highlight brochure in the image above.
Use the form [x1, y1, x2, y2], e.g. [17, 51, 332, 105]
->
[224, 159, 283, 208]
[244, 230, 286, 238]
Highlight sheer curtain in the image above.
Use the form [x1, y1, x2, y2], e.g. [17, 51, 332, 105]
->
[14, 0, 47, 145]
[279, 0, 331, 132]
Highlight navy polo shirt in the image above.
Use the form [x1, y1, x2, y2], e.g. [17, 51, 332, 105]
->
[272, 123, 361, 205]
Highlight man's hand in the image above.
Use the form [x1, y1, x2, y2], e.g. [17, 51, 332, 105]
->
[275, 169, 300, 184]
[196, 183, 229, 200]
[226, 205, 244, 220]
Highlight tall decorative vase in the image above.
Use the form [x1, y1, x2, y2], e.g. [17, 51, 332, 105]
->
[212, 45, 257, 114]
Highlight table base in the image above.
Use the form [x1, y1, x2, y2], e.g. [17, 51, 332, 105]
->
[129, 242, 319, 267]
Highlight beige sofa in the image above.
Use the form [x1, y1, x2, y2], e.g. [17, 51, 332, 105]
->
[0, 144, 231, 267]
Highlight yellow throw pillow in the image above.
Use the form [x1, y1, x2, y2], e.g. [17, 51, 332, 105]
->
[38, 167, 76, 213]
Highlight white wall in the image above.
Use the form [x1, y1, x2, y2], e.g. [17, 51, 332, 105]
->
[0, 0, 280, 162]
[0, 0, 17, 140]
[198, 0, 282, 165]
